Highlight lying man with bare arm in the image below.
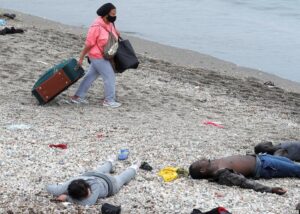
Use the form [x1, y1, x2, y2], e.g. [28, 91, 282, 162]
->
[189, 154, 300, 195]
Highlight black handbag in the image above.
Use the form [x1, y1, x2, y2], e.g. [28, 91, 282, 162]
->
[101, 203, 121, 214]
[114, 37, 139, 73]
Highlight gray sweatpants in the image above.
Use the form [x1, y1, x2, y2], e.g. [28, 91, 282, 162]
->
[75, 58, 116, 102]
[96, 161, 136, 195]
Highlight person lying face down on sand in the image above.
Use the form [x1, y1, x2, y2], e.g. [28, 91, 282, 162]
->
[189, 154, 300, 195]
[46, 157, 140, 206]
[254, 141, 300, 162]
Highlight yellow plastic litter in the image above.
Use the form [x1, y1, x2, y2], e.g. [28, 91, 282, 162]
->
[158, 167, 179, 182]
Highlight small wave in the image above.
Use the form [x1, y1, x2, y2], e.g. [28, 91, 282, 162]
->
[279, 12, 300, 19]
[122, 31, 146, 37]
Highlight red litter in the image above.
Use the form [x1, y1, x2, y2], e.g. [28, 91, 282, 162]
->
[49, 144, 68, 149]
[203, 121, 224, 128]
[97, 132, 105, 139]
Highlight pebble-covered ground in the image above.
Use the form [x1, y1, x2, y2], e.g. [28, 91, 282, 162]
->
[0, 11, 300, 214]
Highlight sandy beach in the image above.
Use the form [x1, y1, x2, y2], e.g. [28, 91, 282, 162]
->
[1, 9, 300, 214]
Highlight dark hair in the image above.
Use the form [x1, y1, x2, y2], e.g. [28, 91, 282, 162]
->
[67, 179, 90, 200]
[254, 141, 275, 154]
[97, 3, 116, 17]
[189, 160, 210, 179]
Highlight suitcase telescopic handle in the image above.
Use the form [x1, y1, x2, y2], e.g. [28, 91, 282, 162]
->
[74, 65, 81, 71]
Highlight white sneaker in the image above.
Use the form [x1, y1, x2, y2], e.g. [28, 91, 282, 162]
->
[70, 97, 89, 104]
[129, 160, 142, 172]
[107, 155, 117, 167]
[103, 100, 122, 108]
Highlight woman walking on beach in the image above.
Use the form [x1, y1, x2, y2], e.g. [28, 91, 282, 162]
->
[71, 3, 121, 108]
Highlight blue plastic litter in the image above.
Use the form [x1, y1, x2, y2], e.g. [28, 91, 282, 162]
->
[0, 19, 6, 26]
[118, 149, 129, 160]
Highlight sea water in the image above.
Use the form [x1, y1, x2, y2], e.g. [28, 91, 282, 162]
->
[1, 0, 300, 82]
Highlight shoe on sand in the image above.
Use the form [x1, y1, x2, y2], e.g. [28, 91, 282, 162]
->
[140, 161, 153, 171]
[70, 96, 89, 104]
[107, 155, 117, 167]
[103, 100, 122, 108]
[130, 160, 142, 172]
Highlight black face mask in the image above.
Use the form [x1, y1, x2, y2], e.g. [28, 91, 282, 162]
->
[107, 15, 116, 23]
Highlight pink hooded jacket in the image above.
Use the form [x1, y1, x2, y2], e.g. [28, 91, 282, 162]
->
[85, 17, 119, 59]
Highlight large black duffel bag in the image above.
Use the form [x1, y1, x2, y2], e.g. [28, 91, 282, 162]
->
[114, 38, 139, 73]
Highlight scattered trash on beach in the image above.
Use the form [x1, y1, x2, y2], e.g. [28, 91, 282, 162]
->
[6, 123, 32, 130]
[203, 121, 224, 129]
[0, 19, 6, 26]
[118, 149, 129, 160]
[191, 207, 232, 214]
[101, 203, 121, 214]
[159, 167, 178, 182]
[36, 60, 49, 65]
[140, 161, 153, 171]
[3, 13, 16, 20]
[177, 167, 189, 177]
[263, 81, 275, 88]
[0, 27, 24, 35]
[214, 192, 225, 198]
[96, 132, 105, 140]
[158, 167, 189, 182]
[49, 144, 68, 149]
[58, 160, 65, 165]
[48, 144, 69, 165]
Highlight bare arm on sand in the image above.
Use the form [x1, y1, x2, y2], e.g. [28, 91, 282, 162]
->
[212, 168, 287, 195]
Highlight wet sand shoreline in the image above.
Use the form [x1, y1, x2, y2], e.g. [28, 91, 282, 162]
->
[3, 8, 300, 94]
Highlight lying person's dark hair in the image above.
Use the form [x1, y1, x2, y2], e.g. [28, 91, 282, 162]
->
[189, 164, 202, 179]
[254, 141, 276, 155]
[254, 141, 300, 162]
[67, 179, 90, 200]
[189, 159, 211, 179]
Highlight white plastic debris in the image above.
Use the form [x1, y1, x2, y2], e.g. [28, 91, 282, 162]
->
[6, 124, 32, 130]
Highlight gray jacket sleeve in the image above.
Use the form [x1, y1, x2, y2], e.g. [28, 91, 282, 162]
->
[46, 181, 71, 196]
[212, 168, 273, 193]
[46, 177, 108, 206]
